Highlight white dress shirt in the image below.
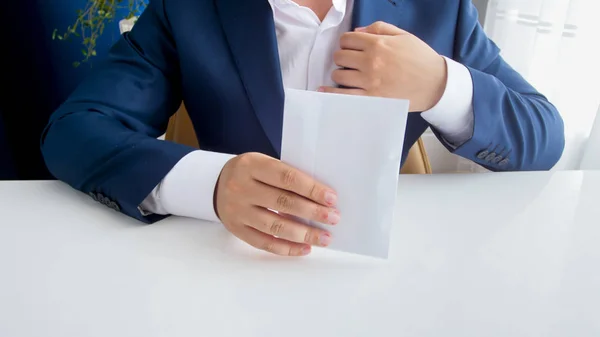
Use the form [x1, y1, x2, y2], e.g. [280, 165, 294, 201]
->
[139, 0, 474, 221]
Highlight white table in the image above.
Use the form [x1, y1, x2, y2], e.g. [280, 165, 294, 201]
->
[1, 171, 599, 337]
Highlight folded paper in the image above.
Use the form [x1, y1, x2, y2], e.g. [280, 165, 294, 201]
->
[281, 89, 409, 258]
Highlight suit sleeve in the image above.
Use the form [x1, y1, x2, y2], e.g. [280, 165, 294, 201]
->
[40, 0, 195, 223]
[434, 0, 565, 171]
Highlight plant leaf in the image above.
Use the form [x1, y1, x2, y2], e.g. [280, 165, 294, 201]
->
[55, 0, 148, 66]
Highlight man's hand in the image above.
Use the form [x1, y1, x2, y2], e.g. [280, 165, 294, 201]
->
[215, 152, 340, 257]
[320, 21, 448, 112]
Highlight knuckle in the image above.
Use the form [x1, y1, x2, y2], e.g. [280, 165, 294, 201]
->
[269, 219, 285, 236]
[373, 38, 387, 50]
[309, 183, 320, 201]
[235, 153, 254, 170]
[281, 168, 297, 187]
[373, 21, 385, 33]
[312, 205, 328, 222]
[304, 228, 314, 244]
[262, 241, 277, 254]
[276, 193, 295, 211]
[241, 151, 265, 164]
[314, 206, 329, 222]
[370, 56, 384, 72]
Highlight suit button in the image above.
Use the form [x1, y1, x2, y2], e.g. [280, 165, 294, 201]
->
[98, 195, 109, 206]
[499, 158, 510, 166]
[89, 192, 98, 201]
[477, 150, 489, 160]
[108, 201, 121, 212]
[485, 153, 497, 163]
[492, 156, 503, 164]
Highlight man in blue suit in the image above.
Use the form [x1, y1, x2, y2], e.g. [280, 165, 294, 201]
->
[41, 0, 565, 257]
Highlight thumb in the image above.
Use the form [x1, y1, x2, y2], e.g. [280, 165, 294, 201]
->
[355, 21, 408, 36]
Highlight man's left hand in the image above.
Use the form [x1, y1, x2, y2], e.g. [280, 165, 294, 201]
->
[319, 21, 448, 112]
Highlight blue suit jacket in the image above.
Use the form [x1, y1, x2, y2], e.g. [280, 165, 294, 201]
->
[41, 0, 565, 223]
[0, 110, 16, 180]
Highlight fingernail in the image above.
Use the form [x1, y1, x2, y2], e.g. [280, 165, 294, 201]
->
[324, 191, 337, 206]
[355, 27, 367, 32]
[301, 246, 312, 255]
[317, 87, 325, 92]
[319, 233, 332, 247]
[327, 210, 340, 225]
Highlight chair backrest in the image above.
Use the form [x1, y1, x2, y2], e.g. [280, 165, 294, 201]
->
[166, 104, 432, 174]
[579, 105, 600, 170]
[165, 104, 199, 148]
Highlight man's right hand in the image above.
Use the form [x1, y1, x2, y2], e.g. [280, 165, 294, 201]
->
[215, 152, 340, 257]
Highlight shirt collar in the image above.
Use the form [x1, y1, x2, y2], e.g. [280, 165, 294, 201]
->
[332, 0, 347, 13]
[268, 0, 348, 15]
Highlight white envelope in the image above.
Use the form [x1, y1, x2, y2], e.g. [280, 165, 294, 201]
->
[281, 89, 409, 258]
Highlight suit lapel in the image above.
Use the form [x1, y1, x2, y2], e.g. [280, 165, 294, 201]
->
[352, 0, 404, 29]
[214, 0, 403, 156]
[353, 0, 425, 155]
[216, 0, 284, 156]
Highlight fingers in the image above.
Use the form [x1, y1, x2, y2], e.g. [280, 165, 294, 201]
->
[247, 207, 332, 247]
[318, 86, 366, 96]
[331, 69, 368, 89]
[333, 49, 366, 70]
[219, 153, 340, 257]
[251, 157, 337, 207]
[355, 21, 409, 36]
[340, 31, 376, 51]
[235, 225, 311, 257]
[340, 21, 408, 51]
[251, 181, 341, 225]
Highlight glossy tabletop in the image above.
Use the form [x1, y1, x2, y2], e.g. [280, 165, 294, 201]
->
[1, 171, 599, 337]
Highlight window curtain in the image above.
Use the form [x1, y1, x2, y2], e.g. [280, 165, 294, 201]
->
[579, 105, 600, 169]
[425, 0, 600, 172]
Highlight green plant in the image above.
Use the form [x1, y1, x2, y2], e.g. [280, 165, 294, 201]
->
[52, 0, 147, 67]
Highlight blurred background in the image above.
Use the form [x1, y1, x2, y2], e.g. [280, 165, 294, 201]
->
[0, 0, 598, 180]
[0, 0, 133, 180]
[425, 0, 600, 173]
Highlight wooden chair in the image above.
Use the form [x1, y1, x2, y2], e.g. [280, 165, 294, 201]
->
[166, 104, 432, 174]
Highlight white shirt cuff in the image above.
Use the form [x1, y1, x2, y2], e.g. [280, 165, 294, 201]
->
[420, 56, 474, 147]
[139, 150, 235, 223]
